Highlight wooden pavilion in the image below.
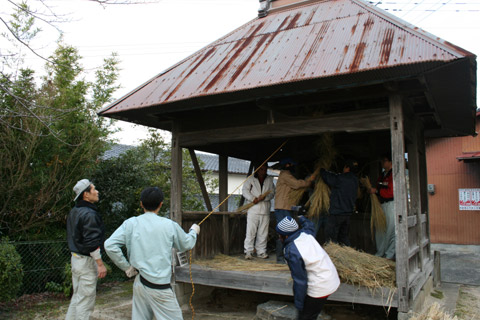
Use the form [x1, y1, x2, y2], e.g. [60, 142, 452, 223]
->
[98, 0, 477, 318]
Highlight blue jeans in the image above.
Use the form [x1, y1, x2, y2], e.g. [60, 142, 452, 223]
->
[325, 214, 351, 246]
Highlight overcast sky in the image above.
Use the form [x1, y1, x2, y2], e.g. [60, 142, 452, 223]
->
[7, 0, 480, 145]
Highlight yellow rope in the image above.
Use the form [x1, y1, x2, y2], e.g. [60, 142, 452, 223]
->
[189, 250, 195, 320]
[188, 139, 288, 319]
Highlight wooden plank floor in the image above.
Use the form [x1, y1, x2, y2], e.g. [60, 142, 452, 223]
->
[175, 257, 398, 308]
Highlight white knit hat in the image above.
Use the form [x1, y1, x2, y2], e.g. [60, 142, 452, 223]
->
[276, 216, 299, 236]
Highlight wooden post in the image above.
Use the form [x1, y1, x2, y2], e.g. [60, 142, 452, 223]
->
[408, 116, 424, 271]
[188, 148, 213, 212]
[389, 94, 410, 313]
[433, 251, 441, 287]
[418, 127, 431, 262]
[219, 155, 229, 254]
[171, 124, 182, 225]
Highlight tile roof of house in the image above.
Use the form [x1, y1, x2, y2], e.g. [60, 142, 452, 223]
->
[101, 144, 277, 175]
[100, 144, 136, 160]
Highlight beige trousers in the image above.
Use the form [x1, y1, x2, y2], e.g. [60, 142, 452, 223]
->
[66, 253, 98, 320]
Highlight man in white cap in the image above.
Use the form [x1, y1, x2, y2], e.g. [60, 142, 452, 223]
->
[66, 179, 107, 320]
[277, 216, 340, 320]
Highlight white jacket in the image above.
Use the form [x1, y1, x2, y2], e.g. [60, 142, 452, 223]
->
[242, 175, 275, 215]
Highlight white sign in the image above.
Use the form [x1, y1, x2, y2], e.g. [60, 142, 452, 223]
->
[459, 189, 480, 211]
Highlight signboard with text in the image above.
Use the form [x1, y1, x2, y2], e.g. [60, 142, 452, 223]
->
[459, 188, 480, 211]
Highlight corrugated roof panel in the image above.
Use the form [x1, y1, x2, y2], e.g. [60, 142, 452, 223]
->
[100, 0, 473, 116]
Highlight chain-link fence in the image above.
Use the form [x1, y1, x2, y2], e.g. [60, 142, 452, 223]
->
[1, 240, 126, 301]
[11, 240, 70, 296]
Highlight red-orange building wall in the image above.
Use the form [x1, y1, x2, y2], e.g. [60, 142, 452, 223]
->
[426, 114, 480, 244]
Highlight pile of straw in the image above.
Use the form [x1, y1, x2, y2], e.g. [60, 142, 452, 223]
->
[307, 133, 337, 218]
[359, 177, 386, 240]
[324, 242, 396, 290]
[236, 190, 272, 213]
[194, 254, 289, 272]
[409, 303, 458, 320]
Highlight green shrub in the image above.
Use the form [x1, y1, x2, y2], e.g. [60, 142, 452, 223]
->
[45, 281, 63, 293]
[63, 262, 72, 297]
[0, 238, 24, 302]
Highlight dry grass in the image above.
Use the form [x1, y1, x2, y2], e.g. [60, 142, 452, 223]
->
[193, 244, 396, 291]
[236, 190, 272, 213]
[306, 133, 337, 218]
[324, 242, 396, 290]
[288, 188, 308, 207]
[359, 177, 386, 240]
[409, 303, 458, 320]
[193, 254, 289, 272]
[306, 178, 330, 219]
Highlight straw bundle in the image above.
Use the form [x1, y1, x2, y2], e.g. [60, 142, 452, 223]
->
[306, 133, 337, 218]
[194, 254, 289, 272]
[237, 190, 272, 213]
[306, 175, 330, 219]
[324, 242, 396, 290]
[409, 303, 458, 320]
[360, 177, 386, 240]
[288, 187, 308, 207]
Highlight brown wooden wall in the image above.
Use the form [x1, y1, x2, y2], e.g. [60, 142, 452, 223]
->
[426, 118, 480, 244]
[182, 213, 246, 259]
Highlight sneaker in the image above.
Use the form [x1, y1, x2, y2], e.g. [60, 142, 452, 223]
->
[245, 253, 253, 260]
[257, 253, 269, 259]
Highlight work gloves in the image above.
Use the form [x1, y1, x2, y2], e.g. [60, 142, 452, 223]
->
[125, 266, 138, 278]
[190, 223, 200, 235]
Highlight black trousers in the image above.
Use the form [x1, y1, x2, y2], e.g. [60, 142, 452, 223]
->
[298, 295, 328, 320]
[324, 214, 351, 246]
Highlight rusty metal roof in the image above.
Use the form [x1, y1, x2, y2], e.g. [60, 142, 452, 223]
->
[99, 0, 475, 133]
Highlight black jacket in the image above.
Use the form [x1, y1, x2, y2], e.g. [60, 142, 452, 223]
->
[67, 200, 105, 256]
[320, 169, 358, 215]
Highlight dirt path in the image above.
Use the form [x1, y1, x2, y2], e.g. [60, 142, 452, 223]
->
[2, 281, 480, 319]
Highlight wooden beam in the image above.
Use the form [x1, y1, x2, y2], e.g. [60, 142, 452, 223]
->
[171, 123, 182, 224]
[409, 260, 434, 303]
[175, 265, 398, 307]
[178, 109, 390, 147]
[389, 94, 410, 312]
[188, 148, 213, 212]
[219, 155, 229, 255]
